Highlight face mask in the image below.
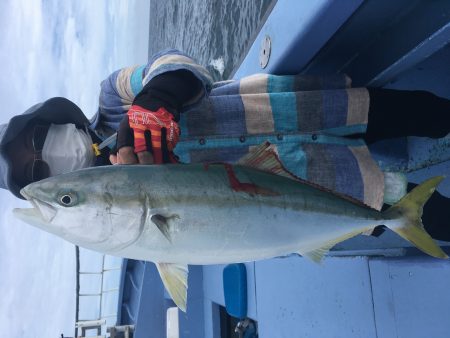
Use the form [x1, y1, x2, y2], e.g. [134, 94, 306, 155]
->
[42, 123, 96, 176]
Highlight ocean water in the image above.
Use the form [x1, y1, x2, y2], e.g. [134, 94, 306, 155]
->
[1, 2, 275, 337]
[148, 0, 277, 80]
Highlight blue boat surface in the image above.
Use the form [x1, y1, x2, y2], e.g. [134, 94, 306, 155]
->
[82, 1, 450, 337]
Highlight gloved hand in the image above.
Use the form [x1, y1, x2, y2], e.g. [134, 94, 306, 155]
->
[110, 70, 202, 165]
[111, 105, 180, 164]
[128, 104, 180, 163]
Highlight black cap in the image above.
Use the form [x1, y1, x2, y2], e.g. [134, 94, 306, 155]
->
[0, 97, 88, 198]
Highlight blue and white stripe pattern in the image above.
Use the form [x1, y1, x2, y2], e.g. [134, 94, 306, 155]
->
[91, 50, 384, 210]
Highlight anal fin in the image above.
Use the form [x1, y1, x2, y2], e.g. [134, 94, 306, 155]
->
[300, 243, 336, 263]
[299, 227, 373, 263]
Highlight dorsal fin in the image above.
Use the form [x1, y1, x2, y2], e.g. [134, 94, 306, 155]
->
[237, 142, 376, 210]
[237, 142, 301, 181]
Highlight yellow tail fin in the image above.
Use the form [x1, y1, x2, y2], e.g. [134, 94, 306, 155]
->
[384, 176, 448, 259]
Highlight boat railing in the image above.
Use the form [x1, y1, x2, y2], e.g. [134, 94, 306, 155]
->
[74, 246, 131, 338]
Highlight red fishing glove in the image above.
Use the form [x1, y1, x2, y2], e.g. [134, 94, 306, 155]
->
[126, 105, 180, 163]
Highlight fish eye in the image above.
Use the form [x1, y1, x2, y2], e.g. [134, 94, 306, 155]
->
[58, 192, 78, 207]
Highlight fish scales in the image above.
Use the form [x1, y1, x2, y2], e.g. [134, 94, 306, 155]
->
[13, 143, 448, 311]
[17, 164, 392, 263]
[100, 164, 383, 264]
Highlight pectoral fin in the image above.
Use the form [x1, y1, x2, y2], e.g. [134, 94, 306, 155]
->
[156, 263, 189, 312]
[151, 214, 172, 243]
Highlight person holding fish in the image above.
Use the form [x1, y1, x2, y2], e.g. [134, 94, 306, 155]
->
[1, 49, 449, 239]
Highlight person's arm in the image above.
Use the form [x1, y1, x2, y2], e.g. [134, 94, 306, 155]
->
[113, 70, 202, 164]
[90, 65, 145, 136]
[104, 66, 144, 112]
[110, 49, 214, 165]
[141, 49, 213, 107]
[92, 49, 212, 132]
[133, 69, 203, 121]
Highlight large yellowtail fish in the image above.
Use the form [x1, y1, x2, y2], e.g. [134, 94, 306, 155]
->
[13, 143, 448, 311]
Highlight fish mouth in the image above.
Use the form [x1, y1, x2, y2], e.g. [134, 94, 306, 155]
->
[20, 188, 57, 223]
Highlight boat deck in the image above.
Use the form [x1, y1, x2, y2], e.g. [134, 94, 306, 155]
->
[117, 1, 450, 337]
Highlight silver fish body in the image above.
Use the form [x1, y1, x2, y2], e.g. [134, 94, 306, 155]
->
[17, 164, 386, 263]
[14, 156, 447, 311]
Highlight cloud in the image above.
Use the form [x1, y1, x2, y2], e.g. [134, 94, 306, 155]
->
[0, 192, 77, 337]
[0, 1, 150, 337]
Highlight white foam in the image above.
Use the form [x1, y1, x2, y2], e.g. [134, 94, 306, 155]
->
[209, 57, 225, 76]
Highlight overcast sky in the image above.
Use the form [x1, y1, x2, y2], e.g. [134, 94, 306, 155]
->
[0, 1, 149, 337]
